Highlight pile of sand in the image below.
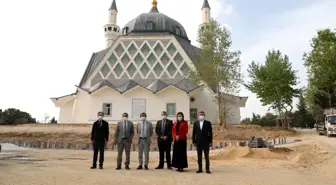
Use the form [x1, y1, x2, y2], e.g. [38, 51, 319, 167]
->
[289, 142, 331, 168]
[204, 141, 331, 168]
[209, 146, 292, 161]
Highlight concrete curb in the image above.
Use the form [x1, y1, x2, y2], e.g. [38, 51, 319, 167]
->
[3, 137, 290, 152]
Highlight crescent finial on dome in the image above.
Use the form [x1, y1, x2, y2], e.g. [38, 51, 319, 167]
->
[152, 0, 157, 8]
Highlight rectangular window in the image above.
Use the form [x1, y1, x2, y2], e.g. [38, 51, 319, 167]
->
[123, 27, 128, 35]
[166, 103, 176, 117]
[102, 103, 112, 116]
[175, 27, 181, 35]
[146, 22, 153, 30]
[132, 99, 146, 119]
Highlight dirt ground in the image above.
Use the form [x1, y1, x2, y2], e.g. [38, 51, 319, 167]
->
[0, 129, 335, 185]
[0, 124, 297, 145]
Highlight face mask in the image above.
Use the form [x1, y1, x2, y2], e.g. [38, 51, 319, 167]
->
[123, 117, 128, 121]
[199, 116, 205, 120]
[177, 117, 182, 121]
[140, 117, 146, 121]
[162, 115, 167, 119]
[98, 116, 103, 120]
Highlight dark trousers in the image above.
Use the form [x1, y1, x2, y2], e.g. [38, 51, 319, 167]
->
[92, 140, 105, 167]
[158, 140, 172, 167]
[197, 143, 210, 170]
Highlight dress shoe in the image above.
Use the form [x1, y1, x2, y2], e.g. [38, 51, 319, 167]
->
[116, 166, 121, 170]
[206, 169, 211, 174]
[196, 169, 203, 173]
[144, 166, 149, 170]
[177, 168, 184, 172]
[125, 166, 130, 170]
[155, 166, 163, 169]
[99, 166, 103, 169]
[90, 166, 97, 169]
[136, 165, 143, 170]
[167, 166, 172, 170]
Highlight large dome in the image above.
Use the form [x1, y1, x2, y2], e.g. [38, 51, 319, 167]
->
[122, 4, 189, 40]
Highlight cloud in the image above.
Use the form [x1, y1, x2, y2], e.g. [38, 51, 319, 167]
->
[239, 0, 336, 119]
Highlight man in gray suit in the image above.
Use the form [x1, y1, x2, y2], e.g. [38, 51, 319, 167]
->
[136, 112, 153, 170]
[114, 112, 134, 170]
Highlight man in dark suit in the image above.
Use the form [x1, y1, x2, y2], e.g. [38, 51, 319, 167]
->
[90, 111, 109, 169]
[155, 111, 173, 169]
[192, 111, 212, 174]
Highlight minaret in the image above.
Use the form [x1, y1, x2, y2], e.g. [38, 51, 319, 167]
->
[199, 0, 211, 31]
[104, 0, 120, 48]
[201, 0, 211, 23]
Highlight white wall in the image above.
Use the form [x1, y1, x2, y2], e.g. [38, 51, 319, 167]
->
[224, 101, 241, 124]
[190, 88, 218, 124]
[71, 90, 92, 123]
[190, 87, 241, 124]
[58, 99, 74, 123]
[62, 86, 191, 124]
[58, 87, 242, 124]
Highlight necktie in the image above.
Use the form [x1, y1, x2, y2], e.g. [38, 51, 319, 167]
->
[162, 120, 165, 135]
[142, 121, 145, 137]
[124, 121, 127, 137]
[99, 121, 102, 127]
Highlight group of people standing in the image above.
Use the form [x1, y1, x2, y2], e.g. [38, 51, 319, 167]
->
[90, 110, 213, 174]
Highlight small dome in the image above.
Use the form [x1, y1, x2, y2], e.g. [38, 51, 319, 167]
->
[122, 5, 189, 40]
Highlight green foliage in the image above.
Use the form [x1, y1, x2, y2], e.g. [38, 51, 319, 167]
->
[49, 117, 57, 124]
[0, 109, 3, 123]
[189, 19, 243, 95]
[243, 92, 316, 128]
[241, 117, 251, 124]
[294, 92, 315, 127]
[241, 112, 277, 127]
[306, 86, 325, 122]
[188, 18, 243, 126]
[0, 108, 36, 125]
[245, 49, 301, 113]
[303, 28, 336, 109]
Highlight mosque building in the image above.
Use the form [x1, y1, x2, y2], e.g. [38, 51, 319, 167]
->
[51, 0, 248, 124]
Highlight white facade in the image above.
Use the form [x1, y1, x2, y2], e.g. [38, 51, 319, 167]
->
[53, 86, 246, 124]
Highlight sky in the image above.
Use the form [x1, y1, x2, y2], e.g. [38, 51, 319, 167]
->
[0, 0, 335, 122]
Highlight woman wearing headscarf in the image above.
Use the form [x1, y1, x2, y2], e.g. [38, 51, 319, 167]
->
[171, 112, 188, 172]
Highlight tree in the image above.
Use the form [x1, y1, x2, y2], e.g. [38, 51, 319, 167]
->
[189, 18, 243, 127]
[0, 109, 3, 123]
[297, 93, 307, 127]
[43, 113, 50, 124]
[241, 112, 277, 126]
[295, 92, 315, 128]
[250, 113, 262, 125]
[245, 50, 301, 128]
[303, 28, 336, 109]
[1, 108, 36, 125]
[241, 117, 251, 124]
[306, 85, 325, 123]
[49, 117, 57, 124]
